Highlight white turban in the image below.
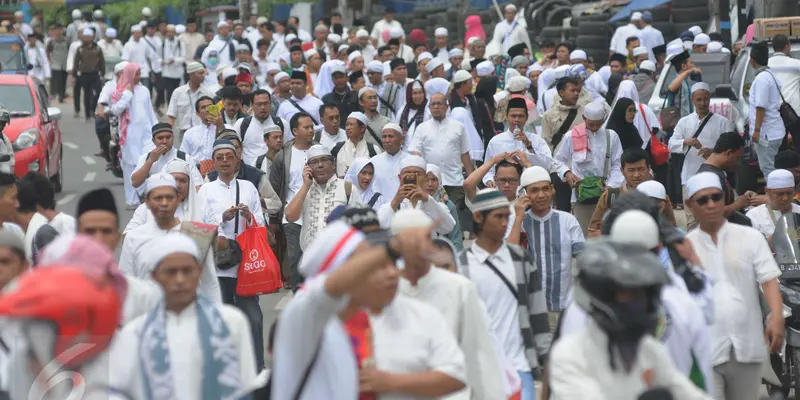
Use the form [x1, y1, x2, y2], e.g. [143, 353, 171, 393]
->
[366, 60, 383, 73]
[689, 25, 703, 35]
[383, 123, 402, 134]
[633, 46, 648, 57]
[327, 33, 342, 43]
[448, 48, 464, 58]
[304, 49, 318, 60]
[767, 169, 795, 189]
[707, 42, 723, 53]
[476, 60, 494, 77]
[583, 100, 606, 121]
[693, 33, 711, 46]
[307, 144, 332, 161]
[630, 12, 643, 21]
[165, 159, 203, 221]
[391, 209, 432, 235]
[348, 50, 363, 63]
[217, 20, 229, 29]
[114, 61, 129, 74]
[82, 28, 94, 36]
[570, 50, 587, 61]
[274, 71, 289, 85]
[611, 210, 659, 250]
[505, 4, 517, 11]
[686, 172, 723, 199]
[691, 82, 711, 94]
[426, 58, 443, 73]
[266, 62, 281, 73]
[636, 180, 667, 200]
[144, 173, 177, 195]
[452, 69, 472, 83]
[357, 86, 376, 99]
[424, 77, 450, 99]
[389, 27, 405, 39]
[356, 29, 369, 38]
[143, 233, 201, 274]
[639, 60, 656, 72]
[520, 166, 551, 188]
[401, 155, 427, 171]
[175, 24, 186, 34]
[417, 52, 433, 63]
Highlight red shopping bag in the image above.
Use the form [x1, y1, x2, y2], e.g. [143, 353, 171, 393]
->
[236, 218, 282, 296]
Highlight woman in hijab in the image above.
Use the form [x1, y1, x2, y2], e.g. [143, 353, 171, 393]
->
[464, 15, 486, 45]
[612, 80, 661, 147]
[397, 80, 429, 146]
[474, 76, 498, 149]
[604, 73, 624, 106]
[606, 98, 643, 150]
[426, 164, 464, 251]
[344, 157, 385, 210]
[584, 65, 611, 101]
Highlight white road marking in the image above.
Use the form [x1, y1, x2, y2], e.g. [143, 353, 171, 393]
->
[275, 292, 293, 311]
[82, 156, 96, 166]
[56, 194, 76, 206]
[83, 172, 96, 182]
[63, 142, 78, 150]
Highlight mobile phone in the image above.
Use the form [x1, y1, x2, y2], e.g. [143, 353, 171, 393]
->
[549, 54, 557, 60]
[403, 175, 416, 185]
[512, 154, 522, 164]
[207, 104, 220, 117]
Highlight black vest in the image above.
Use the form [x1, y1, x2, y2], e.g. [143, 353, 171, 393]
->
[207, 161, 264, 189]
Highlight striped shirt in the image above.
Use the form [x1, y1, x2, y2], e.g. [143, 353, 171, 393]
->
[522, 208, 585, 312]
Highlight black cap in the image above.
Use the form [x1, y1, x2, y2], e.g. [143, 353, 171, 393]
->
[387, 38, 400, 47]
[289, 45, 303, 53]
[652, 44, 666, 56]
[77, 188, 117, 218]
[291, 70, 307, 81]
[508, 43, 526, 59]
[507, 97, 527, 112]
[151, 122, 173, 137]
[390, 58, 405, 71]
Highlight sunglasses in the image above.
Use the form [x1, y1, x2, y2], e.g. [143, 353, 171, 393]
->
[694, 192, 723, 206]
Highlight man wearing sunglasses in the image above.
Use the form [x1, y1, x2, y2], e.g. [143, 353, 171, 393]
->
[684, 171, 784, 400]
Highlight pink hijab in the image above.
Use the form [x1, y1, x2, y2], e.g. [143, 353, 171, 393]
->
[381, 29, 391, 45]
[465, 15, 486, 44]
[112, 62, 140, 146]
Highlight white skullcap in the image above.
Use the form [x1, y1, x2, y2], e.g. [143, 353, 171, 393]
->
[401, 155, 427, 171]
[452, 69, 472, 83]
[435, 27, 448, 37]
[114, 61, 129, 74]
[263, 124, 282, 135]
[505, 4, 517, 11]
[266, 62, 281, 73]
[145, 233, 201, 274]
[186, 62, 205, 74]
[693, 33, 710, 46]
[356, 29, 369, 38]
[165, 159, 192, 180]
[507, 76, 528, 92]
[467, 36, 480, 46]
[131, 24, 143, 33]
[145, 172, 177, 195]
[14, 10, 22, 17]
[424, 77, 450, 97]
[689, 25, 702, 35]
[72, 9, 82, 19]
[721, 47, 731, 54]
[236, 43, 250, 52]
[82, 28, 94, 36]
[521, 166, 551, 187]
[284, 33, 297, 42]
[304, 49, 318, 59]
[314, 24, 328, 32]
[477, 60, 494, 77]
[767, 169, 795, 189]
[691, 82, 710, 94]
[631, 12, 643, 21]
[391, 209, 432, 235]
[257, 16, 268, 24]
[461, 59, 472, 71]
[357, 86, 376, 99]
[142, 7, 152, 16]
[366, 60, 383, 73]
[583, 100, 606, 121]
[417, 52, 433, 63]
[273, 71, 289, 84]
[570, 50, 587, 61]
[217, 20, 229, 29]
[327, 33, 342, 43]
[106, 28, 117, 38]
[222, 68, 238, 80]
[338, 44, 350, 52]
[307, 144, 332, 161]
[707, 41, 723, 53]
[448, 48, 464, 58]
[633, 46, 648, 57]
[639, 60, 656, 72]
[686, 172, 722, 199]
[299, 221, 365, 279]
[666, 41, 684, 58]
[636, 180, 667, 200]
[530, 63, 545, 73]
[426, 58, 443, 73]
[611, 210, 659, 250]
[348, 51, 363, 63]
[383, 123, 402, 134]
[347, 111, 369, 126]
[389, 26, 405, 39]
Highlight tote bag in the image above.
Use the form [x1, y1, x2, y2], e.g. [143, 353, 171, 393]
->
[236, 217, 282, 296]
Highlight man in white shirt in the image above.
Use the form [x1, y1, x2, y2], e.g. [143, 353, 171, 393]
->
[111, 232, 256, 399]
[638, 11, 664, 62]
[16, 172, 75, 236]
[167, 62, 216, 146]
[554, 100, 624, 236]
[182, 19, 205, 65]
[97, 28, 123, 80]
[277, 71, 324, 125]
[284, 145, 348, 250]
[609, 12, 642, 55]
[750, 41, 786, 178]
[746, 169, 800, 238]
[410, 93, 474, 229]
[0, 173, 23, 240]
[493, 4, 532, 53]
[141, 21, 164, 103]
[333, 111, 382, 177]
[376, 154, 455, 233]
[255, 124, 284, 176]
[199, 139, 266, 370]
[160, 25, 185, 108]
[201, 21, 237, 75]
[179, 95, 218, 163]
[12, 177, 49, 261]
[370, 10, 403, 47]
[369, 123, 409, 201]
[132, 123, 203, 193]
[685, 172, 784, 400]
[315, 103, 347, 150]
[121, 24, 159, 89]
[769, 34, 800, 120]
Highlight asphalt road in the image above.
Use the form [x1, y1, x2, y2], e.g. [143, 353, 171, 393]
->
[51, 102, 290, 364]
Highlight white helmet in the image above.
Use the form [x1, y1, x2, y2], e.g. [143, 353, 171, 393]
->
[92, 10, 103, 19]
[71, 9, 82, 20]
[141, 7, 152, 17]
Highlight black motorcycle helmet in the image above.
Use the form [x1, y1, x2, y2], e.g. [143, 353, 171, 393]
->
[574, 240, 670, 342]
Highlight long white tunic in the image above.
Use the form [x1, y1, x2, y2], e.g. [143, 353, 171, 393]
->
[110, 85, 159, 165]
[180, 123, 217, 161]
[746, 203, 800, 238]
[133, 147, 204, 190]
[276, 95, 324, 125]
[483, 130, 554, 185]
[608, 23, 641, 54]
[201, 36, 237, 74]
[370, 294, 468, 400]
[161, 38, 185, 79]
[399, 267, 506, 400]
[121, 38, 159, 76]
[109, 302, 258, 399]
[769, 53, 800, 114]
[25, 44, 50, 81]
[369, 150, 410, 201]
[639, 25, 664, 62]
[668, 112, 732, 185]
[554, 128, 625, 201]
[410, 117, 471, 186]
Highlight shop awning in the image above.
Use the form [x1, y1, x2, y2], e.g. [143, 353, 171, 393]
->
[608, 0, 671, 22]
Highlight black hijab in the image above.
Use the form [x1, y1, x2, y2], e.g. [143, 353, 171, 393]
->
[399, 80, 427, 135]
[475, 77, 499, 115]
[607, 98, 643, 150]
[605, 74, 624, 106]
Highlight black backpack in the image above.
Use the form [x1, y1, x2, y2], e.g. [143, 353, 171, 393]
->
[241, 116, 285, 142]
[331, 141, 377, 159]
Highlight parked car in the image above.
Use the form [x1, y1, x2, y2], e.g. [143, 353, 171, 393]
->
[0, 74, 63, 191]
[0, 34, 29, 75]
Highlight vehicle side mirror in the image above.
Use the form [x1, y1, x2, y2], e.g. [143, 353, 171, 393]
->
[47, 107, 61, 122]
[715, 84, 737, 101]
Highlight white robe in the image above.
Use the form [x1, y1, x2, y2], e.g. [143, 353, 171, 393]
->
[109, 302, 258, 399]
[399, 267, 506, 400]
[109, 85, 159, 165]
[369, 150, 410, 201]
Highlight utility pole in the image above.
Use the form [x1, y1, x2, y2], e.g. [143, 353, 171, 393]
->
[239, 0, 251, 22]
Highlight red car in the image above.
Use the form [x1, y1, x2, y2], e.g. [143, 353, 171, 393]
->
[1, 75, 63, 192]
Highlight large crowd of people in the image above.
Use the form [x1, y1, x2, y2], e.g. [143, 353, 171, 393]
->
[0, 4, 798, 400]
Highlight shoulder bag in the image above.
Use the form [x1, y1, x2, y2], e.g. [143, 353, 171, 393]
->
[216, 180, 243, 270]
[551, 108, 578, 148]
[576, 129, 611, 204]
[288, 99, 319, 125]
[640, 103, 669, 166]
[660, 91, 681, 133]
[765, 71, 800, 136]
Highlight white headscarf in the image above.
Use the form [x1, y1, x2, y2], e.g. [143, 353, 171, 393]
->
[537, 69, 556, 109]
[584, 66, 611, 101]
[450, 107, 484, 162]
[614, 80, 640, 103]
[166, 159, 203, 222]
[344, 157, 382, 209]
[314, 59, 346, 99]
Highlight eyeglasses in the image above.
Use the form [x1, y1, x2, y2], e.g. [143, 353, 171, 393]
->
[214, 154, 236, 161]
[497, 178, 519, 185]
[694, 192, 724, 206]
[307, 157, 331, 166]
[430, 101, 447, 107]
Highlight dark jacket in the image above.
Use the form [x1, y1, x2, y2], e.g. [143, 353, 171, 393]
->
[321, 89, 352, 128]
[74, 42, 105, 74]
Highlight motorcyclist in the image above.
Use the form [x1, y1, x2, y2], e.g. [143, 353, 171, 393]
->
[0, 106, 14, 175]
[549, 239, 712, 399]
